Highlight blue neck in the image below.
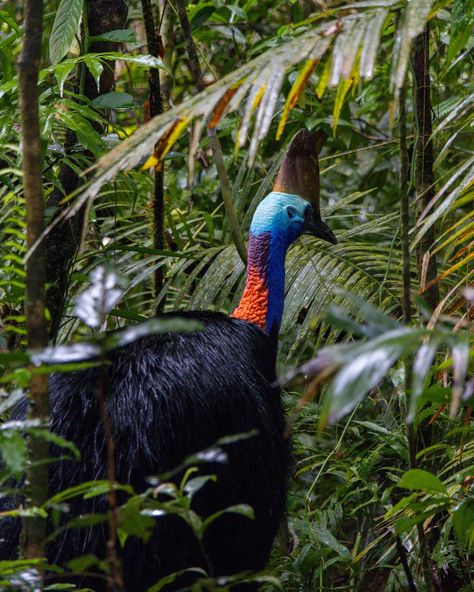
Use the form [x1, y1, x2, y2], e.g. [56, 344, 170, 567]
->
[264, 233, 288, 338]
[249, 191, 306, 338]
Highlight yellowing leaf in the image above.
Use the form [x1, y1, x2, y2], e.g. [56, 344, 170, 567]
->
[276, 59, 318, 141]
[316, 56, 331, 99]
[143, 118, 189, 171]
[421, 250, 474, 292]
[332, 78, 352, 136]
[208, 86, 239, 129]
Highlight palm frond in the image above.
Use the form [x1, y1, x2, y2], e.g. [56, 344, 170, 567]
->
[63, 1, 436, 216]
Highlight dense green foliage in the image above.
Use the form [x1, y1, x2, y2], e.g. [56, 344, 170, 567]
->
[0, 0, 473, 590]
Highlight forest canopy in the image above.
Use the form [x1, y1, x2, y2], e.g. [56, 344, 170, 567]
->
[0, 0, 473, 590]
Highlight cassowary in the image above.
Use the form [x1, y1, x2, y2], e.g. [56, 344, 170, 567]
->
[0, 131, 336, 591]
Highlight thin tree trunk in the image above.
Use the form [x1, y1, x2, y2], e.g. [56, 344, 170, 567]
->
[159, 0, 175, 110]
[18, 0, 49, 566]
[141, 0, 165, 304]
[399, 83, 411, 327]
[411, 24, 436, 592]
[45, 0, 128, 341]
[175, 0, 247, 265]
[412, 25, 439, 312]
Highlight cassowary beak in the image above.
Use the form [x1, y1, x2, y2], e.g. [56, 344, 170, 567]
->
[304, 211, 338, 244]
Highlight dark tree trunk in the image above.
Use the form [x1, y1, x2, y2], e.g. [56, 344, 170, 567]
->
[18, 0, 49, 566]
[412, 24, 439, 313]
[141, 0, 165, 304]
[45, 0, 128, 341]
[410, 25, 437, 592]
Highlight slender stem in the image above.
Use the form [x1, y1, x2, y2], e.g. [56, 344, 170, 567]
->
[141, 0, 166, 304]
[399, 83, 411, 326]
[396, 536, 418, 592]
[175, 0, 247, 264]
[159, 0, 174, 109]
[18, 0, 49, 566]
[399, 82, 417, 470]
[78, 2, 89, 97]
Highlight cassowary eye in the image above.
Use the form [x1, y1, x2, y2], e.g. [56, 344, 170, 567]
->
[286, 205, 298, 219]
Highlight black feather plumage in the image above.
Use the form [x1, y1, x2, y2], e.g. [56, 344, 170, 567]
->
[0, 312, 290, 591]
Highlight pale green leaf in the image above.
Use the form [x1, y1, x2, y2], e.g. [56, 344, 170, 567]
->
[49, 0, 84, 65]
[398, 469, 447, 494]
[453, 499, 474, 550]
[91, 91, 134, 110]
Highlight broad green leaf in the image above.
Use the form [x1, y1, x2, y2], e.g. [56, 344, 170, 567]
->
[49, 0, 84, 65]
[190, 6, 215, 30]
[119, 498, 154, 542]
[30, 343, 101, 365]
[398, 469, 447, 494]
[453, 499, 474, 550]
[91, 91, 134, 110]
[113, 53, 165, 69]
[84, 57, 103, 92]
[53, 62, 75, 97]
[89, 29, 137, 44]
[312, 526, 352, 561]
[56, 110, 106, 156]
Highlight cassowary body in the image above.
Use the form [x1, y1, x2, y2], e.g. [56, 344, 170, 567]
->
[1, 313, 287, 590]
[0, 180, 336, 590]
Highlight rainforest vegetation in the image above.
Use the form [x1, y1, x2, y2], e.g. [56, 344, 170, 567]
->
[0, 0, 473, 590]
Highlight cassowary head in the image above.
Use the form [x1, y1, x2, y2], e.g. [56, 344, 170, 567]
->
[250, 191, 336, 247]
